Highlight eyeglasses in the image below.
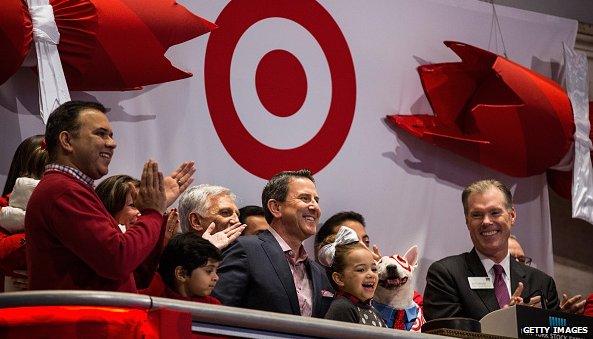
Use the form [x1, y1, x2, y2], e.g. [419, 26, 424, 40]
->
[512, 256, 532, 266]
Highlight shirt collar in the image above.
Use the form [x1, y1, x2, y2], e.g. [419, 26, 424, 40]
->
[338, 291, 372, 306]
[476, 248, 511, 276]
[268, 227, 309, 264]
[373, 300, 420, 324]
[45, 163, 95, 187]
[268, 227, 291, 252]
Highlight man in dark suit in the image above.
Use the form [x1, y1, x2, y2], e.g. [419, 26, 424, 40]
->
[213, 169, 333, 317]
[424, 179, 583, 321]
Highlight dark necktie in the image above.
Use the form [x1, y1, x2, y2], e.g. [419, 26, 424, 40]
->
[493, 264, 510, 308]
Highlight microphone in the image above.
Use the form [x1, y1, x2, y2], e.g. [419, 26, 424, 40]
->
[524, 289, 548, 309]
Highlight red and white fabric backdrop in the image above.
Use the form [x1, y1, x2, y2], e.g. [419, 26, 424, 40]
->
[0, 0, 577, 293]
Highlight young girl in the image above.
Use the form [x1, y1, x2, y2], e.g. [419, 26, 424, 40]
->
[319, 226, 387, 327]
[0, 136, 47, 291]
[0, 137, 47, 233]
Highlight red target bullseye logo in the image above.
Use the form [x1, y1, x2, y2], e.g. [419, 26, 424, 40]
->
[204, 0, 356, 179]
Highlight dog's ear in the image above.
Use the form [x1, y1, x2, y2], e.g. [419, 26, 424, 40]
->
[404, 245, 419, 268]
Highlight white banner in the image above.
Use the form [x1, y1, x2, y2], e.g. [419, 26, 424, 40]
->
[0, 0, 577, 293]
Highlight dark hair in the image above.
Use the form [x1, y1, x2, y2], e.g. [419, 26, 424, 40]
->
[315, 211, 365, 248]
[320, 233, 368, 290]
[95, 175, 140, 217]
[45, 101, 107, 161]
[3, 134, 46, 196]
[261, 169, 315, 224]
[461, 179, 513, 216]
[238, 205, 264, 224]
[158, 233, 221, 290]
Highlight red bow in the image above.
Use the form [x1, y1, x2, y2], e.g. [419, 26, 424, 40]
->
[386, 41, 575, 178]
[0, 0, 216, 90]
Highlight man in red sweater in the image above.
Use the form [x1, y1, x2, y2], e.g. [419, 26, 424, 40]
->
[25, 101, 194, 292]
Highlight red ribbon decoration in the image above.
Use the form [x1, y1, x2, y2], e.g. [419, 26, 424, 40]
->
[0, 0, 216, 90]
[387, 41, 575, 178]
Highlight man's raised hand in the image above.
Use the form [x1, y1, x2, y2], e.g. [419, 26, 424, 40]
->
[560, 293, 586, 314]
[134, 160, 166, 214]
[202, 222, 246, 250]
[164, 161, 196, 207]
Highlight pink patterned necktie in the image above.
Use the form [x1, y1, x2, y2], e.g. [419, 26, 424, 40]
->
[493, 264, 510, 308]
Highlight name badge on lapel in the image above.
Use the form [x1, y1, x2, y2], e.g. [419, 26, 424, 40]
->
[468, 277, 494, 289]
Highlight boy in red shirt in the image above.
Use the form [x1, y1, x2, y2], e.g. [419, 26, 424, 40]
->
[157, 233, 221, 304]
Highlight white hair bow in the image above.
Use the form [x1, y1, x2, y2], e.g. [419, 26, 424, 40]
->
[318, 226, 359, 267]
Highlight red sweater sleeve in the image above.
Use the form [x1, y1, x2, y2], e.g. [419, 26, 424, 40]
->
[134, 217, 167, 289]
[48, 185, 164, 280]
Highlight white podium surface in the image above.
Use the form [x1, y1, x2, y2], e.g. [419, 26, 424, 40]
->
[480, 306, 519, 338]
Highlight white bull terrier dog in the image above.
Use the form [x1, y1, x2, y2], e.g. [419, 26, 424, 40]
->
[372, 245, 426, 331]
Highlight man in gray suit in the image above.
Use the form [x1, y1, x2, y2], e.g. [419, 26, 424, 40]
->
[424, 179, 584, 320]
[213, 169, 333, 317]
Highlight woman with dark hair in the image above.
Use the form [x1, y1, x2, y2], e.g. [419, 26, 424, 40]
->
[96, 175, 141, 232]
[96, 174, 181, 236]
[96, 175, 180, 289]
[0, 134, 47, 291]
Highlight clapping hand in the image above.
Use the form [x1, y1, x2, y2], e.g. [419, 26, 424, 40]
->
[164, 208, 181, 244]
[560, 293, 586, 314]
[371, 244, 382, 261]
[506, 282, 542, 308]
[133, 160, 166, 214]
[164, 161, 196, 207]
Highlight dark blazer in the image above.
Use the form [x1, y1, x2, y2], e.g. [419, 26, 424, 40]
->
[423, 248, 559, 321]
[212, 230, 333, 318]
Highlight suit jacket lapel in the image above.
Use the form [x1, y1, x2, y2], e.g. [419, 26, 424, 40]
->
[259, 231, 300, 315]
[306, 259, 324, 317]
[467, 248, 500, 313]
[510, 259, 527, 297]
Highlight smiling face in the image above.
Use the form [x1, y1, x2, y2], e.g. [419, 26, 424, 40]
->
[197, 193, 239, 234]
[373, 253, 417, 309]
[66, 109, 116, 179]
[333, 247, 378, 301]
[376, 255, 411, 290]
[277, 177, 321, 243]
[113, 190, 140, 229]
[466, 187, 515, 263]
